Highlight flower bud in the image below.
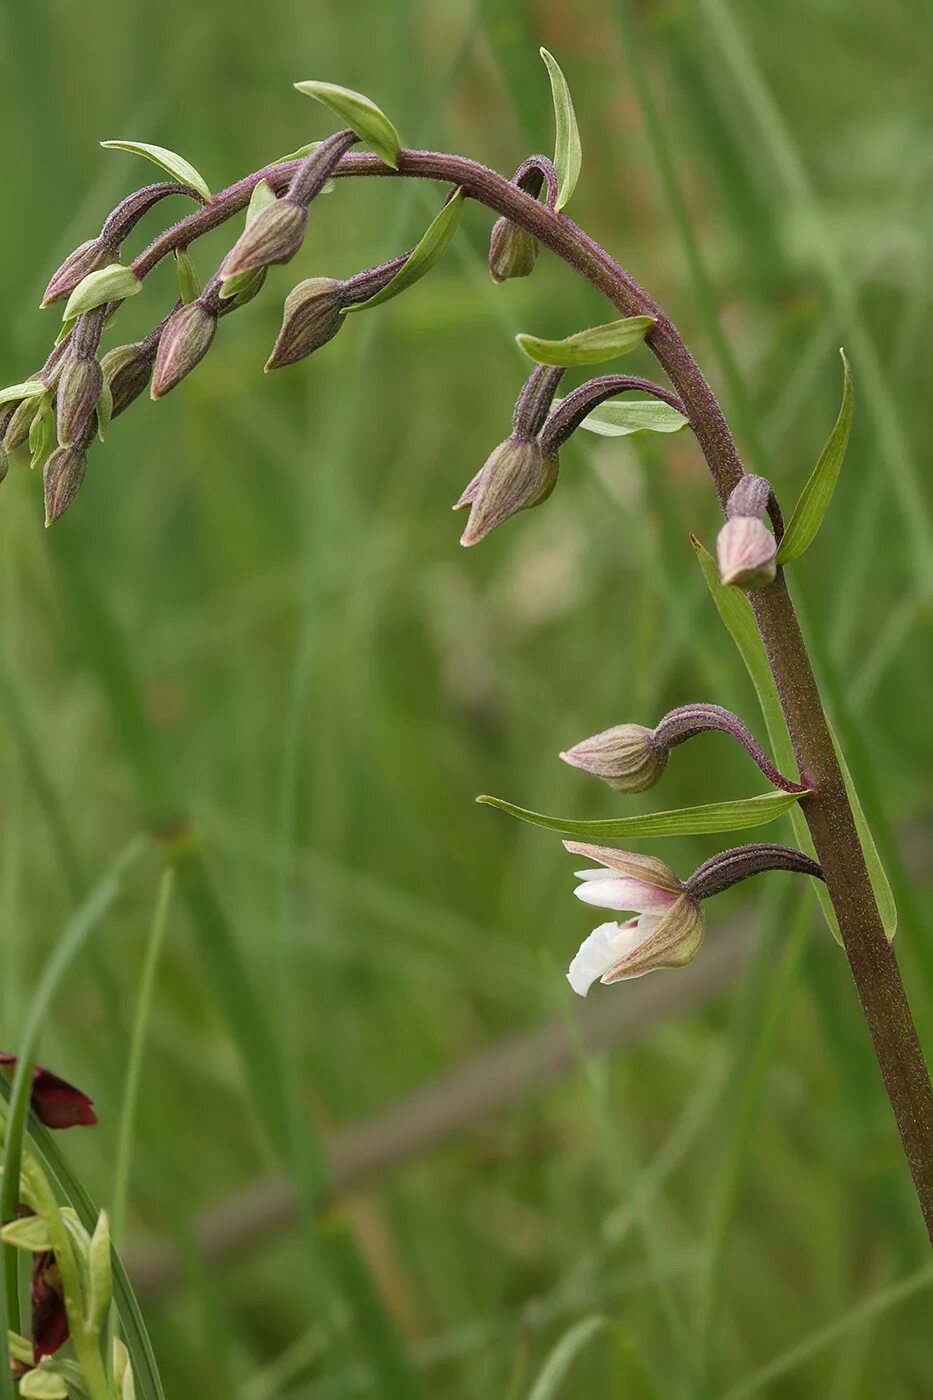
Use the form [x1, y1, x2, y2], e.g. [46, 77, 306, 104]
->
[56, 355, 104, 447]
[455, 436, 559, 547]
[488, 216, 538, 282]
[219, 198, 307, 282]
[265, 277, 344, 370]
[43, 444, 87, 525]
[717, 515, 777, 589]
[560, 723, 668, 793]
[42, 239, 109, 308]
[100, 342, 155, 418]
[150, 301, 218, 399]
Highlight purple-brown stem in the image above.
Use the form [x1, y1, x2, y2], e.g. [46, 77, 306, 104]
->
[32, 146, 933, 1238]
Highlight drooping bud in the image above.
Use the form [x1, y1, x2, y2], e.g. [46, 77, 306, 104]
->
[42, 239, 109, 308]
[43, 444, 88, 525]
[455, 436, 559, 547]
[150, 300, 218, 399]
[560, 723, 668, 793]
[265, 277, 345, 370]
[489, 216, 538, 282]
[716, 514, 777, 589]
[56, 355, 104, 447]
[219, 198, 307, 283]
[100, 342, 155, 418]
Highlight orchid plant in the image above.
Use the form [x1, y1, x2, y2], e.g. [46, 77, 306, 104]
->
[1, 46, 931, 1389]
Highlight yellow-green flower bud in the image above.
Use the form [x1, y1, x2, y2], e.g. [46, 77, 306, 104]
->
[150, 301, 218, 399]
[56, 356, 104, 447]
[220, 198, 307, 282]
[455, 436, 559, 547]
[265, 278, 344, 370]
[560, 723, 668, 793]
[44, 444, 87, 525]
[488, 216, 538, 282]
[100, 343, 155, 418]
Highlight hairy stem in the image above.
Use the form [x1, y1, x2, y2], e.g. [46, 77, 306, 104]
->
[53, 143, 933, 1238]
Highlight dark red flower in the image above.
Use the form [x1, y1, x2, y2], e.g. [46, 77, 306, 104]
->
[31, 1251, 69, 1361]
[0, 1053, 97, 1129]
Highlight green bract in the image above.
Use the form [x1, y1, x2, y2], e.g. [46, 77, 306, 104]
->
[540, 48, 582, 212]
[345, 190, 464, 312]
[476, 788, 809, 839]
[776, 349, 854, 564]
[555, 396, 688, 437]
[63, 264, 142, 320]
[294, 80, 401, 168]
[517, 315, 656, 367]
[100, 140, 212, 201]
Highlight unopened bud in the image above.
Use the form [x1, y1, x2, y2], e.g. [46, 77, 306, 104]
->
[560, 723, 668, 793]
[265, 278, 344, 370]
[44, 444, 87, 525]
[221, 266, 267, 310]
[56, 356, 104, 447]
[455, 436, 559, 547]
[42, 239, 109, 308]
[220, 198, 307, 282]
[150, 301, 218, 399]
[87, 1210, 112, 1332]
[100, 343, 155, 418]
[726, 474, 772, 520]
[489, 217, 538, 283]
[717, 515, 777, 589]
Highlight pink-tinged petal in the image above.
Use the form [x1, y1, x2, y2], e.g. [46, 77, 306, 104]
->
[562, 841, 681, 893]
[573, 876, 679, 914]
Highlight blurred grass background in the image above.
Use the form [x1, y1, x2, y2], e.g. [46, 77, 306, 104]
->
[1, 0, 932, 1394]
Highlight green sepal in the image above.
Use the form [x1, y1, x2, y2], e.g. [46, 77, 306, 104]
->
[100, 140, 212, 201]
[517, 316, 655, 367]
[0, 1213, 53, 1251]
[345, 189, 464, 312]
[96, 376, 114, 442]
[18, 1368, 69, 1399]
[540, 49, 582, 212]
[293, 80, 401, 168]
[28, 394, 55, 472]
[476, 787, 809, 839]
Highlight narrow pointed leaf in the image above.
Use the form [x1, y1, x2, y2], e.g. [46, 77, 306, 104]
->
[693, 536, 894, 941]
[345, 190, 464, 312]
[476, 788, 808, 839]
[529, 1317, 608, 1400]
[174, 247, 200, 304]
[553, 396, 688, 437]
[294, 81, 400, 168]
[517, 315, 655, 367]
[540, 48, 582, 212]
[776, 349, 854, 564]
[100, 141, 211, 201]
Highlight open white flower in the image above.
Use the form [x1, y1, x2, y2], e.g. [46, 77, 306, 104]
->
[564, 841, 704, 995]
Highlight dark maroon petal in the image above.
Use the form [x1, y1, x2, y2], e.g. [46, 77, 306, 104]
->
[0, 1053, 97, 1129]
[31, 1252, 69, 1360]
